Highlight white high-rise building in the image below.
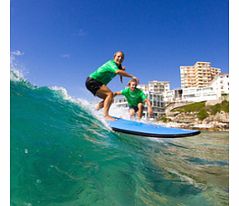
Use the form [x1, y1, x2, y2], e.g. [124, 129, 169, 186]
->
[210, 73, 229, 96]
[180, 62, 221, 88]
[164, 73, 229, 103]
[179, 74, 229, 102]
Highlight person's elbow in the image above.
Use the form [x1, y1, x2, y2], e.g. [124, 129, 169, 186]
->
[115, 70, 127, 76]
[115, 70, 122, 75]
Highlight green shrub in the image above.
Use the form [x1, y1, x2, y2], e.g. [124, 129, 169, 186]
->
[159, 116, 171, 123]
[170, 101, 229, 121]
[210, 104, 221, 115]
[209, 100, 229, 114]
[221, 100, 229, 112]
[172, 101, 206, 113]
[197, 109, 209, 120]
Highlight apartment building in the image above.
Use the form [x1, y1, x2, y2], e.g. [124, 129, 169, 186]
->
[148, 80, 170, 93]
[182, 87, 218, 102]
[164, 89, 183, 103]
[210, 73, 229, 96]
[180, 62, 221, 88]
[136, 81, 170, 93]
[166, 73, 229, 103]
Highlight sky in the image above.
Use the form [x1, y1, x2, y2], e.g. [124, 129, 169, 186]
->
[10, 0, 229, 100]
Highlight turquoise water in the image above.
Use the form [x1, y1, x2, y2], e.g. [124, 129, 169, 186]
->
[11, 73, 228, 206]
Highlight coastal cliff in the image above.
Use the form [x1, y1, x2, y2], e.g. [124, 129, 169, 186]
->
[159, 100, 229, 131]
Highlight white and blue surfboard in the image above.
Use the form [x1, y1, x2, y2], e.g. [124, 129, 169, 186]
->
[108, 117, 200, 138]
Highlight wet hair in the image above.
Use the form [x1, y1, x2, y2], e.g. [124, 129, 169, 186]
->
[128, 78, 138, 86]
[114, 51, 125, 58]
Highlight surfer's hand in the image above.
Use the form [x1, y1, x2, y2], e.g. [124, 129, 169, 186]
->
[114, 91, 121, 96]
[122, 66, 126, 71]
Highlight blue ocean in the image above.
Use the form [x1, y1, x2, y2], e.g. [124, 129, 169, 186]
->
[11, 71, 228, 206]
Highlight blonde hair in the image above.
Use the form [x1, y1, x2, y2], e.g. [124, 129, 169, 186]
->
[114, 51, 125, 58]
[128, 78, 138, 86]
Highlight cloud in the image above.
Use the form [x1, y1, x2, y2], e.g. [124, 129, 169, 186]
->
[10, 50, 26, 72]
[60, 54, 70, 59]
[10, 50, 24, 66]
[11, 50, 24, 56]
[76, 29, 88, 37]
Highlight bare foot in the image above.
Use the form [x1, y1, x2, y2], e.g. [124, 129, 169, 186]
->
[95, 104, 101, 111]
[95, 101, 104, 111]
[104, 115, 116, 121]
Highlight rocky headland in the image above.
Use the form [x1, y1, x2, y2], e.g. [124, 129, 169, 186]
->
[158, 100, 229, 131]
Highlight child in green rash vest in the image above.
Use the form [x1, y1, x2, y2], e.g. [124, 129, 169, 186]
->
[85, 51, 139, 121]
[114, 79, 153, 120]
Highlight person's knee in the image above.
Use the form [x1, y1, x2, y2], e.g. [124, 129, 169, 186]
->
[138, 103, 143, 110]
[105, 92, 114, 104]
[129, 109, 135, 116]
[109, 92, 114, 103]
[107, 91, 113, 98]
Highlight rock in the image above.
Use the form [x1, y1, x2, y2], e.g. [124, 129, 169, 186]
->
[161, 111, 229, 131]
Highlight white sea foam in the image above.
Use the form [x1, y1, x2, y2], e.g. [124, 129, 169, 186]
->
[10, 51, 28, 82]
[10, 69, 26, 82]
[50, 85, 112, 129]
[50, 86, 93, 110]
[109, 104, 130, 120]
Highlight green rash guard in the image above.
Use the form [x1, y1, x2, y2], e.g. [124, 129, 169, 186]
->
[121, 87, 147, 107]
[89, 60, 121, 85]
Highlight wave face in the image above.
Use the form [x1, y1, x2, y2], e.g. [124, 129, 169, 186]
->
[11, 71, 228, 206]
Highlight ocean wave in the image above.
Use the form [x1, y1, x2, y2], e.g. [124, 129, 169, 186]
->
[10, 69, 26, 82]
[10, 69, 228, 206]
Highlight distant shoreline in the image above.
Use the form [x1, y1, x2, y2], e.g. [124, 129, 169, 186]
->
[158, 121, 229, 132]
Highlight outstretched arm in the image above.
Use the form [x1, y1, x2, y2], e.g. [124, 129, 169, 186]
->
[145, 99, 153, 117]
[115, 70, 139, 83]
[114, 91, 122, 97]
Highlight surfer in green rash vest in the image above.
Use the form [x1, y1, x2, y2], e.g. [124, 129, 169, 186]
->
[114, 79, 153, 120]
[85, 51, 139, 121]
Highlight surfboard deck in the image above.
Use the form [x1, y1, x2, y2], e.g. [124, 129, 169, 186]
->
[108, 117, 200, 138]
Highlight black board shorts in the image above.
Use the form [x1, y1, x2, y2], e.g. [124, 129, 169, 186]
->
[85, 77, 103, 96]
[129, 106, 139, 112]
